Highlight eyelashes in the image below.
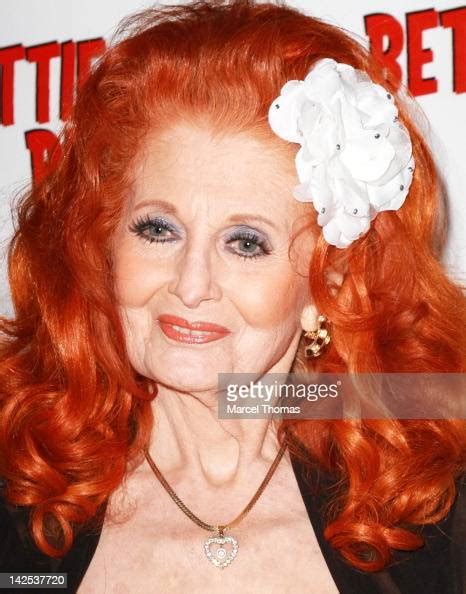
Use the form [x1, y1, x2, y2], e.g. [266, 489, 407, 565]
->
[128, 214, 178, 244]
[225, 228, 272, 260]
[128, 214, 272, 260]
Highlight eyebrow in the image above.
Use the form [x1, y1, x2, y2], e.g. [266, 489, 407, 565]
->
[133, 199, 279, 230]
[134, 199, 177, 215]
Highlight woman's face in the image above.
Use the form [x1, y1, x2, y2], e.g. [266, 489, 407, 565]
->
[111, 123, 313, 392]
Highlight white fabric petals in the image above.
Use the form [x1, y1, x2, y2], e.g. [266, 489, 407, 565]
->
[268, 58, 415, 248]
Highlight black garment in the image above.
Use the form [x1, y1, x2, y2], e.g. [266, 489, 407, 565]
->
[1, 453, 465, 594]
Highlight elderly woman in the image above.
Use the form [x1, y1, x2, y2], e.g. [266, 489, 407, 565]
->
[1, 1, 465, 592]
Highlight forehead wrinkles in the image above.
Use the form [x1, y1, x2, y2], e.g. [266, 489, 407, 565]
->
[126, 127, 305, 234]
[139, 125, 297, 191]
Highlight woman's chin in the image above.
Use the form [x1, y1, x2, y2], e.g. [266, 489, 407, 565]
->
[155, 374, 219, 394]
[153, 341, 232, 370]
[149, 353, 228, 394]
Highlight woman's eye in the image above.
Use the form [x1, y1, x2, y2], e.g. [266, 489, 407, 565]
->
[129, 215, 178, 244]
[227, 230, 271, 260]
[128, 217, 271, 260]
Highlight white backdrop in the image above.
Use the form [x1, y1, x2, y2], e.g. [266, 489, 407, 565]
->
[1, 0, 465, 317]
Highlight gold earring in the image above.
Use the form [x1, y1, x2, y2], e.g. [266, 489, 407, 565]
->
[300, 304, 331, 358]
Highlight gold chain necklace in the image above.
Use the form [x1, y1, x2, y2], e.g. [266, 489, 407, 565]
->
[143, 434, 289, 569]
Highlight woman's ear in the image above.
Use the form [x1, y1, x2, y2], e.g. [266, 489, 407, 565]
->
[326, 269, 344, 297]
[300, 303, 319, 332]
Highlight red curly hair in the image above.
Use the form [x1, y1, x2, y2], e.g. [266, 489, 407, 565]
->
[1, 0, 465, 572]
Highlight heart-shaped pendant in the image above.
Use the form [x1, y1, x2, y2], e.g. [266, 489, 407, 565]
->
[204, 533, 239, 568]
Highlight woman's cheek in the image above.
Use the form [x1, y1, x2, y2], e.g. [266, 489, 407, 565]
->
[228, 266, 306, 329]
[113, 252, 171, 307]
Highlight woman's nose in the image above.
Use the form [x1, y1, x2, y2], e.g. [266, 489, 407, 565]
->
[167, 244, 222, 309]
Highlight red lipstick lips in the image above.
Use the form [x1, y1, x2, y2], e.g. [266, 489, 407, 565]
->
[157, 314, 231, 344]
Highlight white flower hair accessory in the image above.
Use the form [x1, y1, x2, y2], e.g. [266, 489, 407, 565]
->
[268, 58, 415, 248]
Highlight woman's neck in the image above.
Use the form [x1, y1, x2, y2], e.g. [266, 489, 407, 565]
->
[148, 387, 282, 487]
